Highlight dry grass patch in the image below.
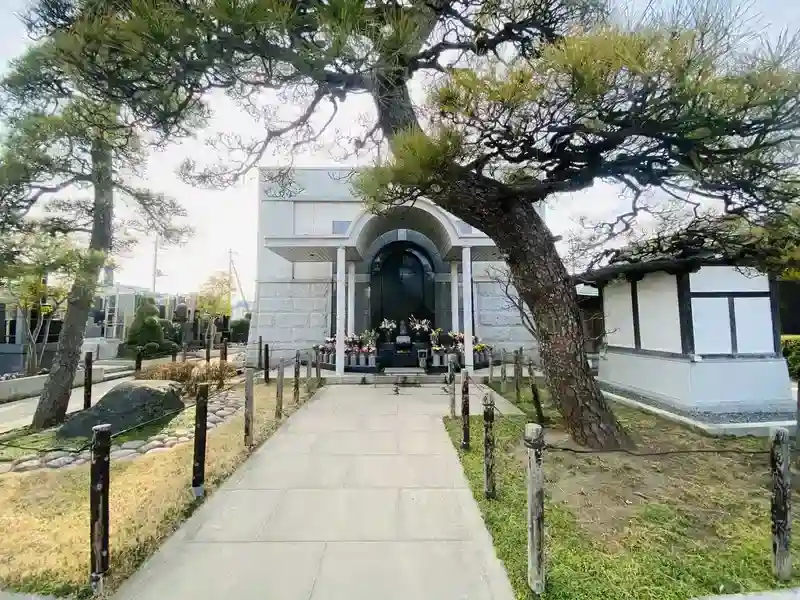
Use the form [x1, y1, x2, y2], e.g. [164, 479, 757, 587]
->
[0, 379, 321, 598]
[445, 382, 800, 600]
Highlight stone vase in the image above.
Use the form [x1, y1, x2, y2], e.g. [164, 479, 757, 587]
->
[369, 353, 377, 368]
[358, 352, 367, 366]
[432, 353, 442, 367]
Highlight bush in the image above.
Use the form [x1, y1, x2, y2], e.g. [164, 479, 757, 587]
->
[135, 360, 237, 395]
[144, 341, 161, 355]
[781, 335, 800, 379]
[159, 318, 178, 343]
[229, 318, 250, 343]
[127, 298, 165, 347]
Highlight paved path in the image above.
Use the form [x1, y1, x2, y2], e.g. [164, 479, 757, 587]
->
[113, 384, 519, 600]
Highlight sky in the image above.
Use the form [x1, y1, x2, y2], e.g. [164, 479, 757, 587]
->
[0, 0, 798, 304]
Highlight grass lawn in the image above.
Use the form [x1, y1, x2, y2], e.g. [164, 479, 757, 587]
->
[445, 381, 800, 600]
[0, 379, 320, 598]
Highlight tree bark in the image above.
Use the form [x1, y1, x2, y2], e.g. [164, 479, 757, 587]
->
[31, 138, 113, 429]
[372, 75, 632, 450]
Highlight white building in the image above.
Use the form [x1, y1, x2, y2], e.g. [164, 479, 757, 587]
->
[249, 167, 541, 372]
[581, 258, 792, 419]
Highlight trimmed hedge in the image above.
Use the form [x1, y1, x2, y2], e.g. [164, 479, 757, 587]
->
[781, 335, 800, 379]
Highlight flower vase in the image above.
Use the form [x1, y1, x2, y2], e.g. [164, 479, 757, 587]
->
[432, 353, 441, 368]
[359, 352, 367, 366]
[369, 352, 376, 368]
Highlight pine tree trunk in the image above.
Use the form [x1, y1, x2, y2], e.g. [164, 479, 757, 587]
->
[31, 139, 113, 430]
[499, 203, 633, 449]
[372, 74, 631, 449]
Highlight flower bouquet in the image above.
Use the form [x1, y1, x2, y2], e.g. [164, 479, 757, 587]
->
[379, 318, 397, 342]
[409, 314, 431, 340]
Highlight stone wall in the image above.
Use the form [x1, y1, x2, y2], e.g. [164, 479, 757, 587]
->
[473, 281, 538, 356]
[249, 281, 332, 365]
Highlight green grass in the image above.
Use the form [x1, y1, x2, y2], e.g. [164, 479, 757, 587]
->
[445, 383, 800, 600]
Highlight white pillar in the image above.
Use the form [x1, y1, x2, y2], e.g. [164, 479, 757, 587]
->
[450, 261, 459, 333]
[335, 247, 347, 375]
[347, 262, 356, 336]
[462, 247, 474, 371]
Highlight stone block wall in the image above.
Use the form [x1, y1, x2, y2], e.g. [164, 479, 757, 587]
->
[474, 281, 538, 357]
[248, 281, 332, 365]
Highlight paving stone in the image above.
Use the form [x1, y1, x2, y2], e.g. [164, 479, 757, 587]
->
[164, 440, 177, 448]
[207, 414, 223, 424]
[65, 458, 87, 469]
[138, 440, 165, 453]
[0, 462, 13, 475]
[121, 440, 147, 450]
[110, 444, 121, 453]
[145, 447, 173, 454]
[173, 429, 191, 437]
[42, 450, 71, 462]
[177, 437, 191, 443]
[111, 449, 138, 460]
[46, 456, 76, 469]
[12, 454, 39, 465]
[216, 408, 236, 417]
[149, 434, 169, 442]
[13, 459, 42, 472]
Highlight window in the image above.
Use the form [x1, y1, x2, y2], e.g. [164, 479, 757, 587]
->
[332, 220, 351, 235]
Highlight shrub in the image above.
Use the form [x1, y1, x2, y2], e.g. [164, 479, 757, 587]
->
[229, 318, 250, 343]
[159, 318, 178, 343]
[126, 297, 163, 347]
[781, 336, 800, 379]
[144, 341, 161, 355]
[135, 360, 237, 394]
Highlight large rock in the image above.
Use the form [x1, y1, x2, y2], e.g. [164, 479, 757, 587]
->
[58, 380, 186, 439]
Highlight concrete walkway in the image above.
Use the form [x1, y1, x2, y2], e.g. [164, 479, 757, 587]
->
[113, 384, 518, 600]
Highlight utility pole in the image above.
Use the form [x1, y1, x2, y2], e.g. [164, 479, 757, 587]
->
[227, 248, 233, 318]
[151, 235, 159, 293]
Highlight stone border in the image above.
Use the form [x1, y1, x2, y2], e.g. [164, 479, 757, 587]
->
[0, 389, 245, 475]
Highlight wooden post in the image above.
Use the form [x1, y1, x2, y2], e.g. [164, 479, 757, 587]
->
[306, 350, 312, 392]
[294, 350, 301, 404]
[134, 348, 143, 372]
[258, 336, 263, 369]
[205, 335, 211, 364]
[221, 337, 228, 363]
[771, 426, 792, 581]
[524, 423, 545, 596]
[461, 371, 470, 450]
[449, 356, 456, 418]
[488, 350, 494, 383]
[483, 394, 496, 499]
[514, 349, 522, 406]
[89, 423, 111, 595]
[83, 351, 93, 410]
[275, 358, 284, 419]
[264, 343, 270, 383]
[528, 358, 545, 423]
[500, 349, 507, 393]
[181, 342, 188, 362]
[171, 347, 178, 362]
[192, 383, 209, 498]
[244, 367, 254, 447]
[315, 348, 321, 385]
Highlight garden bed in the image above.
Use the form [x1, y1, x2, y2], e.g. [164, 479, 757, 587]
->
[0, 377, 322, 598]
[444, 381, 800, 600]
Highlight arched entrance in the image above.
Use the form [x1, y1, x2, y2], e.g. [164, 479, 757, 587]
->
[370, 241, 435, 330]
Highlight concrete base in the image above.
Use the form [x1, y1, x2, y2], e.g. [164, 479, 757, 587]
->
[599, 349, 793, 415]
[603, 390, 797, 437]
[81, 337, 123, 361]
[0, 366, 105, 404]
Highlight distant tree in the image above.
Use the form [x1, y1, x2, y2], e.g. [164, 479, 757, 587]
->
[196, 273, 233, 341]
[0, 40, 191, 428]
[0, 231, 83, 375]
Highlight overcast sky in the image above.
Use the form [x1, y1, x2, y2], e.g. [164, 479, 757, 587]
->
[0, 0, 798, 304]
